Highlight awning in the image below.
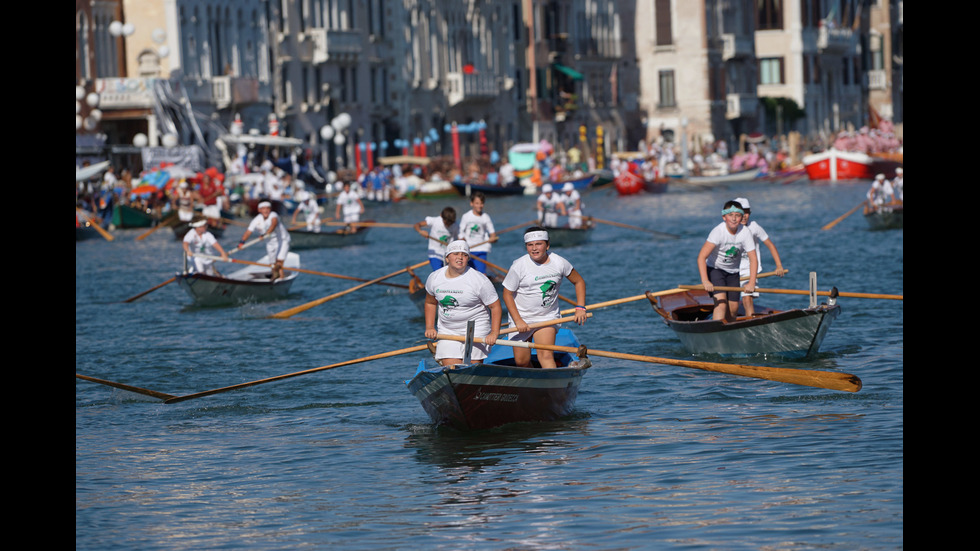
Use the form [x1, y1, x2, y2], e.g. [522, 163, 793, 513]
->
[553, 64, 584, 80]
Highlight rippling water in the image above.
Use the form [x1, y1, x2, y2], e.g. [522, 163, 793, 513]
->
[77, 177, 903, 550]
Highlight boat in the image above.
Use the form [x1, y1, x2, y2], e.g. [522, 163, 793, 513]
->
[406, 328, 591, 430]
[543, 220, 594, 247]
[647, 288, 841, 359]
[111, 204, 159, 228]
[614, 170, 669, 195]
[551, 173, 597, 190]
[451, 179, 528, 197]
[864, 204, 903, 231]
[176, 252, 300, 306]
[287, 223, 370, 249]
[802, 149, 902, 181]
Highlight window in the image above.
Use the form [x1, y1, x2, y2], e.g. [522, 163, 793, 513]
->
[655, 0, 672, 46]
[658, 69, 676, 108]
[757, 0, 783, 30]
[759, 57, 784, 85]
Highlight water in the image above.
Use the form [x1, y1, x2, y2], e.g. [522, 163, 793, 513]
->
[76, 178, 903, 550]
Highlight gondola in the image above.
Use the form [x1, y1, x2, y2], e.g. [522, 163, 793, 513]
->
[864, 205, 903, 231]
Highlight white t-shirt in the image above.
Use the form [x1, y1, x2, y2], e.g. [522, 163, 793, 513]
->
[704, 222, 755, 274]
[562, 190, 582, 213]
[739, 220, 769, 276]
[425, 267, 499, 335]
[183, 230, 219, 257]
[337, 189, 361, 216]
[424, 215, 458, 260]
[503, 253, 574, 325]
[247, 211, 290, 246]
[458, 210, 495, 253]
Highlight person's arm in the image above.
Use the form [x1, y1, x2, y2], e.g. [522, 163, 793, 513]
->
[424, 293, 439, 340]
[567, 269, 587, 324]
[266, 215, 279, 236]
[762, 239, 786, 275]
[414, 220, 429, 239]
[502, 287, 528, 333]
[238, 229, 252, 249]
[744, 250, 758, 293]
[485, 300, 502, 346]
[697, 241, 715, 292]
[214, 241, 229, 261]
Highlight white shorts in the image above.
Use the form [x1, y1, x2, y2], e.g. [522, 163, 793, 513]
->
[435, 339, 490, 362]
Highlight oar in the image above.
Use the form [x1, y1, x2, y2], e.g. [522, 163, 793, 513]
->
[163, 317, 581, 404]
[75, 373, 177, 401]
[135, 213, 178, 240]
[120, 234, 269, 303]
[269, 261, 430, 319]
[162, 344, 431, 404]
[75, 208, 115, 242]
[678, 284, 902, 301]
[192, 254, 408, 289]
[584, 216, 679, 239]
[821, 201, 866, 230]
[437, 335, 862, 393]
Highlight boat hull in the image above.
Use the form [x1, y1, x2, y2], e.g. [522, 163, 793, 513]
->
[864, 206, 903, 230]
[111, 205, 158, 228]
[451, 181, 527, 196]
[406, 329, 589, 430]
[803, 149, 902, 181]
[615, 170, 668, 195]
[652, 290, 841, 359]
[288, 226, 369, 249]
[177, 253, 300, 306]
[543, 223, 593, 247]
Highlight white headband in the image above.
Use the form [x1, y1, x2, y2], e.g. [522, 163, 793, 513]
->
[524, 230, 549, 243]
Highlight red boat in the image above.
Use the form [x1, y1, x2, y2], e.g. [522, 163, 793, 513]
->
[802, 149, 902, 181]
[614, 170, 669, 195]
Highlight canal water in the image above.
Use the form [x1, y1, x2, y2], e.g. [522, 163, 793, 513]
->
[76, 176, 903, 550]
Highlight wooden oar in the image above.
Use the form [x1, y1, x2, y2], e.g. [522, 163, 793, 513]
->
[120, 234, 268, 303]
[584, 216, 679, 239]
[193, 254, 408, 289]
[679, 284, 902, 301]
[162, 344, 431, 404]
[269, 261, 430, 319]
[437, 335, 862, 393]
[135, 213, 178, 241]
[821, 201, 867, 230]
[75, 208, 115, 242]
[75, 373, 177, 401]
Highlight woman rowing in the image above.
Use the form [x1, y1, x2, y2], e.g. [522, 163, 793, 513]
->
[502, 227, 587, 369]
[424, 240, 502, 367]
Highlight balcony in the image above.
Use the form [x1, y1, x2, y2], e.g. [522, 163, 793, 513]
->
[726, 92, 758, 120]
[816, 25, 855, 55]
[867, 69, 887, 90]
[445, 72, 498, 106]
[299, 28, 362, 63]
[721, 33, 753, 60]
[211, 76, 262, 109]
[94, 77, 157, 109]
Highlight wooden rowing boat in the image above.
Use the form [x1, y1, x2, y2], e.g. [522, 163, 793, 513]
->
[406, 328, 591, 430]
[647, 288, 841, 359]
[864, 205, 903, 231]
[288, 224, 370, 249]
[543, 219, 594, 247]
[176, 252, 300, 306]
[111, 204, 159, 228]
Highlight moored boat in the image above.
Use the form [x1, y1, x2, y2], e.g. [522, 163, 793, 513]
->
[288, 224, 370, 249]
[111, 204, 159, 228]
[648, 288, 841, 359]
[802, 149, 902, 181]
[552, 173, 597, 190]
[451, 179, 528, 197]
[864, 204, 903, 230]
[406, 328, 591, 430]
[176, 252, 300, 306]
